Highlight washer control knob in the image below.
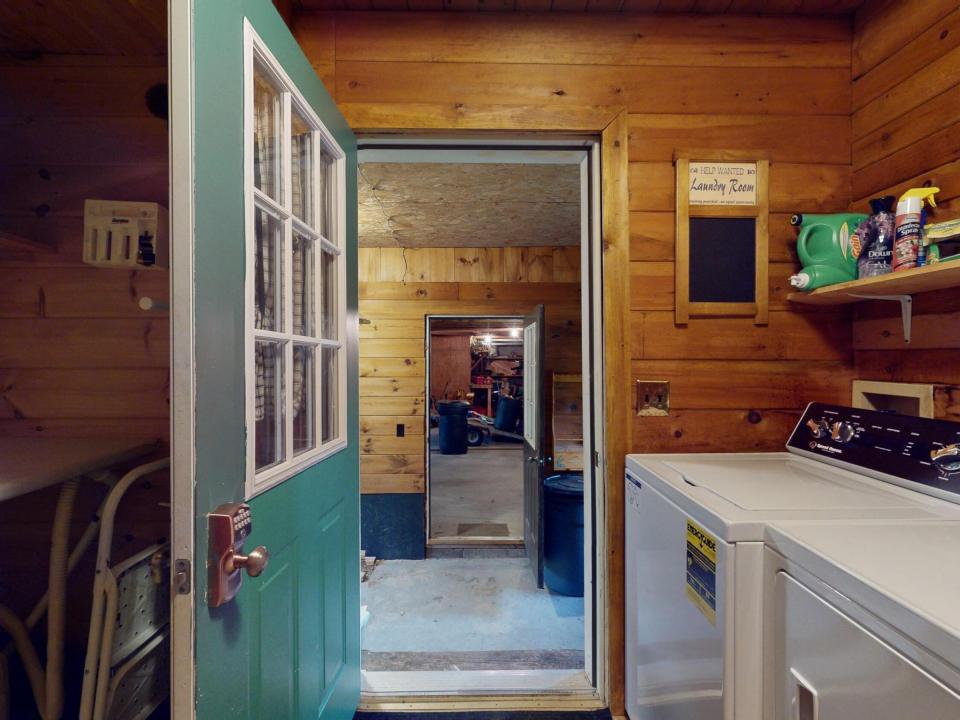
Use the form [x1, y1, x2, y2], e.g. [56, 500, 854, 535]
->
[806, 419, 828, 438]
[830, 421, 855, 444]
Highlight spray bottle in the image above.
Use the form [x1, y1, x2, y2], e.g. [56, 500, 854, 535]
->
[893, 187, 939, 271]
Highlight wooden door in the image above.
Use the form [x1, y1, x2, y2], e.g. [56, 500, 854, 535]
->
[183, 2, 360, 718]
[522, 304, 546, 586]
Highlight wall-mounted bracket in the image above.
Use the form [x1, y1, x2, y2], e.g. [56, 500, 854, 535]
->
[849, 293, 913, 344]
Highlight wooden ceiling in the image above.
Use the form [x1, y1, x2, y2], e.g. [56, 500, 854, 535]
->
[359, 162, 581, 247]
[297, 0, 865, 14]
[0, 1, 166, 55]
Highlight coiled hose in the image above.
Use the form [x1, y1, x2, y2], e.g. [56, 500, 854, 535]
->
[0, 604, 45, 719]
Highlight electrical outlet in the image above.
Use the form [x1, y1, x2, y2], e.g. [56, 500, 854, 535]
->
[636, 380, 670, 416]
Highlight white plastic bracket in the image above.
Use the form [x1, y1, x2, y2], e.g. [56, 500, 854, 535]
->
[849, 293, 913, 344]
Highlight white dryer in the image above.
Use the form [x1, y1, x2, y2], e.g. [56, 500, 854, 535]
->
[764, 519, 960, 720]
[625, 403, 960, 720]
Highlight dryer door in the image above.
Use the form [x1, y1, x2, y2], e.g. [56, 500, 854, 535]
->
[773, 571, 960, 720]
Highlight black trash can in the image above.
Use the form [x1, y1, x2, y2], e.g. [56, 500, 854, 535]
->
[494, 396, 522, 433]
[437, 400, 470, 455]
[543, 472, 584, 597]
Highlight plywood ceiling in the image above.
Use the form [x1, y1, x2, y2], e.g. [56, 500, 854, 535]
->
[0, 1, 166, 55]
[359, 162, 581, 247]
[297, 0, 865, 14]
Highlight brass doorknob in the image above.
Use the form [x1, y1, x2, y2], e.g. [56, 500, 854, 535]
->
[227, 545, 270, 577]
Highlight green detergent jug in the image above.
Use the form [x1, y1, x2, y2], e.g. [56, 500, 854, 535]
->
[789, 212, 868, 290]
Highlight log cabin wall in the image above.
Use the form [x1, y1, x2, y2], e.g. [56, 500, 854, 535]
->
[0, 54, 170, 441]
[293, 11, 856, 457]
[0, 54, 170, 682]
[358, 245, 581, 557]
[850, 1, 960, 413]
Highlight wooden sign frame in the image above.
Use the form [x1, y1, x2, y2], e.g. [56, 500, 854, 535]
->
[674, 150, 769, 325]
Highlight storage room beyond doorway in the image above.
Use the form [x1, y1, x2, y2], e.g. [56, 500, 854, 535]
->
[428, 316, 526, 544]
[357, 142, 594, 693]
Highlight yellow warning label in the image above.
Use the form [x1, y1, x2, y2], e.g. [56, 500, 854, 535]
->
[686, 519, 717, 625]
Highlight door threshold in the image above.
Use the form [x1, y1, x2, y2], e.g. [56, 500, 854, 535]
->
[360, 668, 600, 709]
[428, 536, 524, 547]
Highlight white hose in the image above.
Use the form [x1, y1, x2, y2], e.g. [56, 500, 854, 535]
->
[0, 604, 46, 719]
[45, 478, 79, 720]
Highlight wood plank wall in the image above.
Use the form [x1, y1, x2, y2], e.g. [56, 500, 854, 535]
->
[293, 11, 856, 463]
[0, 54, 169, 440]
[850, 1, 960, 400]
[359, 246, 581, 494]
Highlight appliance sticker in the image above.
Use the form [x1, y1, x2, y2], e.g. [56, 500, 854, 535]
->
[686, 520, 717, 625]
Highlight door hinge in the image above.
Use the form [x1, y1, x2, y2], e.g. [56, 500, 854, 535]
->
[174, 558, 192, 595]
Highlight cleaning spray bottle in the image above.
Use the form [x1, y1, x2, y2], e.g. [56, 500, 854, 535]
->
[893, 187, 938, 271]
[789, 212, 867, 291]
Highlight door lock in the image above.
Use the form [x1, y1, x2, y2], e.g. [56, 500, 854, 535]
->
[207, 502, 269, 608]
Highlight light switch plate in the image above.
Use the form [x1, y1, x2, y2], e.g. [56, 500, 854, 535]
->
[636, 380, 670, 416]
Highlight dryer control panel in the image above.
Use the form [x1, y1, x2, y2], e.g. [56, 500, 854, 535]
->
[787, 403, 960, 501]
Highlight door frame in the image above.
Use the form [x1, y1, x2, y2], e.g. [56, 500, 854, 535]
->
[168, 2, 195, 718]
[424, 313, 526, 547]
[350, 113, 630, 713]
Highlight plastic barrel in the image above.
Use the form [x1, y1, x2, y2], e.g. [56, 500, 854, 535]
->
[494, 396, 523, 433]
[543, 472, 584, 597]
[437, 400, 469, 455]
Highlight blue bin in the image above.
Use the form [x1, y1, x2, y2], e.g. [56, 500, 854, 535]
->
[543, 472, 584, 597]
[437, 400, 469, 455]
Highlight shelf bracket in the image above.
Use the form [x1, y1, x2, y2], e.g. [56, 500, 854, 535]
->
[849, 293, 913, 344]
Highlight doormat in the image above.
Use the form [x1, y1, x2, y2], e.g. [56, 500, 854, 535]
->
[457, 522, 510, 537]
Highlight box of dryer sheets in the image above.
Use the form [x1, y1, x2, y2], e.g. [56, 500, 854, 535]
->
[923, 218, 960, 265]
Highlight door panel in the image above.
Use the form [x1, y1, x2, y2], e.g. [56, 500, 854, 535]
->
[523, 304, 546, 587]
[189, 2, 359, 719]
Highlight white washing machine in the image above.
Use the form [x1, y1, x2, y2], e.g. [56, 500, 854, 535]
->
[625, 402, 960, 720]
[764, 519, 960, 720]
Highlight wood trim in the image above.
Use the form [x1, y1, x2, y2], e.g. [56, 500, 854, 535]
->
[341, 102, 622, 133]
[754, 159, 770, 325]
[600, 111, 631, 717]
[674, 157, 690, 324]
[689, 204, 761, 218]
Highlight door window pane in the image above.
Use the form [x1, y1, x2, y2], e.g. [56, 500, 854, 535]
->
[291, 110, 313, 224]
[293, 344, 315, 455]
[254, 208, 283, 332]
[255, 340, 285, 471]
[321, 346, 338, 443]
[293, 233, 314, 336]
[321, 251, 337, 340]
[318, 151, 333, 238]
[253, 66, 282, 202]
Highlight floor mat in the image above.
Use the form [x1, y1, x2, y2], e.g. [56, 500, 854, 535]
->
[361, 649, 583, 671]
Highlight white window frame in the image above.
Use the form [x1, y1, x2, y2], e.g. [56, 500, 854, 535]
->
[243, 20, 347, 499]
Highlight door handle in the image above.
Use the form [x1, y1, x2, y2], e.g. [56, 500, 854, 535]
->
[226, 545, 270, 577]
[207, 502, 268, 608]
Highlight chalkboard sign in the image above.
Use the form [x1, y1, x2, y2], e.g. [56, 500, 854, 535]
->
[688, 217, 756, 303]
[674, 152, 769, 325]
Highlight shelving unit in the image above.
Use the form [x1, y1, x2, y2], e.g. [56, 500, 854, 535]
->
[787, 261, 960, 344]
[786, 261, 960, 305]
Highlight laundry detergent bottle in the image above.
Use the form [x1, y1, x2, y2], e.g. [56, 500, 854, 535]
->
[789, 212, 868, 291]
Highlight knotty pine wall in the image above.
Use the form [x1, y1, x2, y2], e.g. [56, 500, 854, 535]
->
[850, 0, 960, 411]
[358, 246, 581, 496]
[0, 54, 170, 441]
[293, 11, 857, 466]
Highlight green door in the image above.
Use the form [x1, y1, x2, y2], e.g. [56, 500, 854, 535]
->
[186, 2, 359, 718]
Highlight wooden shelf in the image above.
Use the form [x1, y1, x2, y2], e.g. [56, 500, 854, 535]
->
[787, 261, 960, 306]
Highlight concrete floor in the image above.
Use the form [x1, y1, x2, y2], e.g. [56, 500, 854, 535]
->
[361, 557, 584, 671]
[429, 430, 524, 539]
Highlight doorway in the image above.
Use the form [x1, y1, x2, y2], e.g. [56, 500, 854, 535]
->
[356, 141, 600, 697]
[427, 315, 526, 545]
